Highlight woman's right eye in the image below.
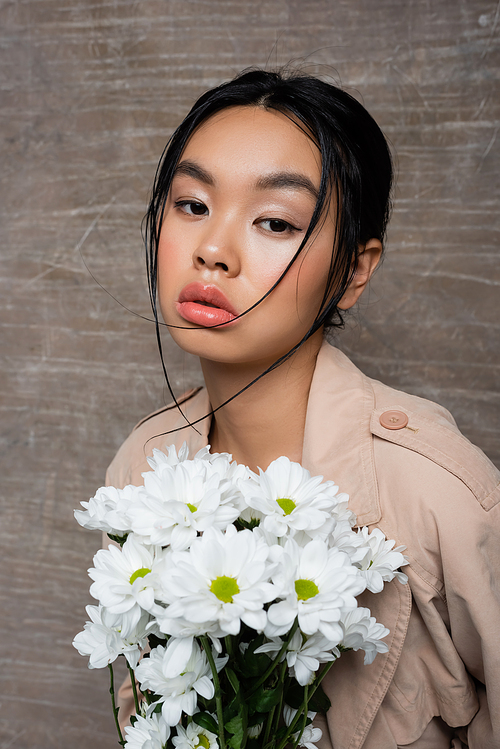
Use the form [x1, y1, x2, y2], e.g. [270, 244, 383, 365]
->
[175, 200, 208, 217]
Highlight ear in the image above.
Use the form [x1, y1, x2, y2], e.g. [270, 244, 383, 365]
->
[337, 238, 383, 310]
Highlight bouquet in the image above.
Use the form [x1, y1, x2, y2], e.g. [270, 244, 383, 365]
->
[74, 444, 408, 749]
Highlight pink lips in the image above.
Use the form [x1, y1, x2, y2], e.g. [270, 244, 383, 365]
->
[176, 283, 238, 327]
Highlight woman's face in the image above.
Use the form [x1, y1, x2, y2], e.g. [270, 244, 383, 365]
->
[157, 105, 336, 368]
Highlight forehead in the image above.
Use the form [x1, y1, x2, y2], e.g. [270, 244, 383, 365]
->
[179, 106, 322, 187]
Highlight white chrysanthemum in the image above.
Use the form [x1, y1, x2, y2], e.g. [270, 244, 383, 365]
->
[74, 483, 141, 536]
[255, 629, 338, 686]
[239, 457, 342, 540]
[157, 525, 276, 637]
[340, 607, 390, 665]
[354, 527, 408, 593]
[147, 443, 191, 469]
[123, 712, 170, 749]
[247, 723, 263, 738]
[266, 537, 365, 641]
[172, 720, 219, 749]
[135, 637, 225, 726]
[73, 604, 150, 669]
[283, 706, 322, 749]
[129, 458, 240, 550]
[327, 519, 368, 561]
[329, 493, 356, 527]
[88, 534, 165, 637]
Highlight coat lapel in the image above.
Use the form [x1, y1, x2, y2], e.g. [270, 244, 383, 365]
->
[302, 343, 411, 748]
[302, 342, 381, 526]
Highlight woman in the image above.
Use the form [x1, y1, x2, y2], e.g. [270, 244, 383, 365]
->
[107, 70, 500, 748]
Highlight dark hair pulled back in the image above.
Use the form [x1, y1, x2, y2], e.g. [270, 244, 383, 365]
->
[144, 68, 393, 414]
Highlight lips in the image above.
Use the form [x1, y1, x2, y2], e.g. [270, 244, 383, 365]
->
[176, 283, 238, 327]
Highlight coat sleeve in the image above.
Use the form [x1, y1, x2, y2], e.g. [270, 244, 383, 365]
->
[440, 490, 500, 748]
[372, 420, 500, 747]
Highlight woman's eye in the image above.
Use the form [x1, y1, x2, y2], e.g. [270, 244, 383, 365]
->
[176, 200, 208, 216]
[259, 218, 297, 234]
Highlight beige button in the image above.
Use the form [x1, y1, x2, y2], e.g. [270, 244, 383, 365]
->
[379, 410, 409, 430]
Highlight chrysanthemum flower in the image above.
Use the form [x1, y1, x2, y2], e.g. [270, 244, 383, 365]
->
[88, 534, 165, 637]
[172, 720, 219, 749]
[123, 712, 170, 749]
[135, 637, 224, 726]
[354, 527, 408, 593]
[72, 604, 150, 669]
[129, 457, 240, 550]
[283, 706, 323, 749]
[147, 443, 191, 469]
[255, 630, 338, 686]
[74, 483, 141, 537]
[156, 525, 276, 637]
[238, 457, 343, 540]
[266, 537, 365, 641]
[340, 606, 390, 664]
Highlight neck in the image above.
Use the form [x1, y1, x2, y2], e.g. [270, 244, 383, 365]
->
[200, 332, 323, 472]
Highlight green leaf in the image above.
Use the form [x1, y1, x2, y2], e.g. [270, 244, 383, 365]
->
[223, 690, 243, 723]
[247, 685, 282, 713]
[285, 677, 331, 713]
[192, 712, 219, 734]
[226, 667, 241, 695]
[147, 633, 168, 650]
[107, 532, 129, 546]
[225, 715, 245, 749]
[283, 681, 306, 710]
[241, 635, 273, 678]
[247, 713, 267, 728]
[307, 683, 331, 714]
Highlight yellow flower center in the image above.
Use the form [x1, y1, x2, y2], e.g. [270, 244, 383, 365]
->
[195, 736, 211, 749]
[277, 497, 296, 515]
[129, 567, 151, 584]
[210, 576, 240, 603]
[295, 578, 320, 601]
[187, 503, 198, 513]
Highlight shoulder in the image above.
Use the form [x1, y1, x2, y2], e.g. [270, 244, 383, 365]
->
[365, 375, 500, 514]
[342, 355, 500, 592]
[105, 387, 210, 489]
[309, 342, 500, 520]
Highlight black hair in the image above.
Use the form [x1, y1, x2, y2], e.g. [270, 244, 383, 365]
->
[144, 68, 393, 422]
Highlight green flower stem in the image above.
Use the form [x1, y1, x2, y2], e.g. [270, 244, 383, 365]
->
[307, 658, 336, 700]
[201, 635, 226, 749]
[108, 663, 125, 747]
[277, 684, 307, 749]
[224, 634, 235, 660]
[127, 662, 141, 716]
[247, 618, 299, 696]
[266, 660, 287, 748]
[261, 704, 276, 749]
[277, 659, 338, 749]
[292, 685, 309, 749]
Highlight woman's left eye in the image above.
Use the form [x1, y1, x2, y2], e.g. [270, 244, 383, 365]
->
[258, 218, 298, 234]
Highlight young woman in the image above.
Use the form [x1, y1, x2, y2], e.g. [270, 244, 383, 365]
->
[106, 70, 500, 748]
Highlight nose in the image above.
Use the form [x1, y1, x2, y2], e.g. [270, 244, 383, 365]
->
[192, 217, 241, 277]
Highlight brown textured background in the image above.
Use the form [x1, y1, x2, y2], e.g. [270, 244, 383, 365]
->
[1, 1, 498, 746]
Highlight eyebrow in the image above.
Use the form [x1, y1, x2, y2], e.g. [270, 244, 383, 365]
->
[255, 172, 319, 202]
[174, 160, 319, 202]
[173, 160, 215, 186]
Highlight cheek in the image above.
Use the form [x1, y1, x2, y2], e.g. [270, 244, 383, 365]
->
[156, 241, 182, 317]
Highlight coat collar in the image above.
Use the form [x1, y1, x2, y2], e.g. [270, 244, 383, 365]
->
[302, 341, 381, 526]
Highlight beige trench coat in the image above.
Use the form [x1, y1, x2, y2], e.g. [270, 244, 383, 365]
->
[105, 341, 500, 748]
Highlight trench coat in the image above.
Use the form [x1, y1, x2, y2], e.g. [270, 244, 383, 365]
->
[105, 341, 500, 748]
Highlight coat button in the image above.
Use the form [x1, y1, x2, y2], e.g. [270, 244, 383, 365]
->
[379, 410, 409, 430]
